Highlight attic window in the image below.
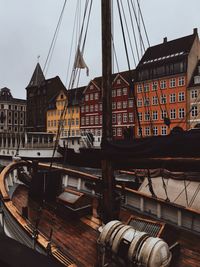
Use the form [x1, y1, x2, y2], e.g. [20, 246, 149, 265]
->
[194, 75, 200, 85]
[117, 79, 121, 84]
[90, 85, 94, 90]
[60, 94, 63, 99]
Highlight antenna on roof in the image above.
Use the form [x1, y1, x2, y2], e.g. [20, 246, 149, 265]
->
[37, 55, 40, 63]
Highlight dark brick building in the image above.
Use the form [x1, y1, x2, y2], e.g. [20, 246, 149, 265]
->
[26, 63, 66, 132]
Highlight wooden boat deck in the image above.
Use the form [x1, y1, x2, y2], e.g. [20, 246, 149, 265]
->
[12, 185, 99, 267]
[11, 184, 200, 267]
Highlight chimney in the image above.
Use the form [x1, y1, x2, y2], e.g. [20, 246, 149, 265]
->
[193, 28, 198, 35]
[163, 37, 167, 43]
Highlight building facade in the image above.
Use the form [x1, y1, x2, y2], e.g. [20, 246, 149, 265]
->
[26, 63, 66, 132]
[80, 72, 135, 142]
[0, 87, 26, 133]
[187, 60, 200, 128]
[47, 87, 83, 139]
[134, 29, 200, 137]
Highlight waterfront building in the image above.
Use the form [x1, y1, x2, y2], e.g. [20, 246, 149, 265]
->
[0, 87, 26, 133]
[26, 63, 66, 132]
[80, 71, 135, 141]
[47, 87, 84, 145]
[135, 28, 200, 137]
[187, 60, 200, 128]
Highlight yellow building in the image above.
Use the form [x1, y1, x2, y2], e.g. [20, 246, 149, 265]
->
[47, 88, 84, 140]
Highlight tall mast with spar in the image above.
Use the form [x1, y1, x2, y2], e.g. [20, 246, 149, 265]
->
[101, 0, 117, 223]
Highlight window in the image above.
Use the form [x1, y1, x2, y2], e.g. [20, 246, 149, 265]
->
[144, 112, 150, 121]
[191, 105, 198, 117]
[144, 98, 150, 106]
[117, 89, 121, 96]
[95, 104, 98, 111]
[85, 105, 89, 112]
[145, 127, 150, 136]
[112, 90, 116, 97]
[178, 77, 185, 86]
[160, 95, 167, 104]
[100, 115, 102, 124]
[76, 118, 79, 125]
[179, 108, 185, 119]
[90, 93, 94, 100]
[152, 111, 158, 120]
[169, 78, 176, 88]
[137, 84, 142, 93]
[112, 102, 116, 110]
[86, 117, 89, 125]
[138, 112, 142, 121]
[129, 113, 133, 122]
[117, 102, 122, 109]
[144, 83, 150, 92]
[152, 96, 158, 105]
[117, 79, 121, 85]
[161, 126, 167, 135]
[170, 93, 176, 103]
[90, 116, 94, 125]
[123, 101, 127, 109]
[137, 98, 142, 107]
[113, 128, 116, 136]
[99, 103, 102, 111]
[194, 76, 200, 84]
[117, 127, 122, 136]
[123, 88, 127, 95]
[112, 114, 116, 123]
[94, 93, 99, 100]
[160, 80, 167, 89]
[85, 94, 89, 101]
[152, 82, 158, 91]
[137, 127, 142, 136]
[117, 114, 122, 124]
[191, 90, 198, 99]
[71, 119, 74, 125]
[129, 100, 134, 108]
[161, 110, 167, 120]
[123, 113, 127, 123]
[178, 92, 185, 102]
[170, 109, 176, 119]
[95, 116, 99, 125]
[90, 105, 94, 112]
[153, 126, 158, 136]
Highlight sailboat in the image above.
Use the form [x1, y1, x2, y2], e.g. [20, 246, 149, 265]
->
[1, 1, 200, 267]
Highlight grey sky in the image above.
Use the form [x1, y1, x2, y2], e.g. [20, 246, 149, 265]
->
[0, 0, 199, 99]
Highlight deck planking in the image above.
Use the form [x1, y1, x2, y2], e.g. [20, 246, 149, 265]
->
[12, 185, 98, 267]
[12, 184, 200, 267]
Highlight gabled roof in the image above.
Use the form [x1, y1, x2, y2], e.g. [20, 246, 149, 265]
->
[85, 69, 136, 93]
[188, 60, 200, 87]
[27, 63, 45, 88]
[137, 31, 197, 69]
[67, 86, 85, 106]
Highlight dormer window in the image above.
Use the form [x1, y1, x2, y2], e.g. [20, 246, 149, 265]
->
[194, 75, 200, 84]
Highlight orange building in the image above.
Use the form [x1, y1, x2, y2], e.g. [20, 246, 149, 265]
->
[135, 29, 200, 137]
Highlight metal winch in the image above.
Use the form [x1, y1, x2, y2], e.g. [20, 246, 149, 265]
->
[98, 220, 172, 267]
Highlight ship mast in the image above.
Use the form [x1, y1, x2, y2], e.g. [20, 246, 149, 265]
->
[101, 0, 117, 223]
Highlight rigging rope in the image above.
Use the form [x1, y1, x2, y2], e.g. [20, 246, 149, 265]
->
[116, 0, 143, 137]
[43, 0, 68, 76]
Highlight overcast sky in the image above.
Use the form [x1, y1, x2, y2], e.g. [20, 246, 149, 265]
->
[0, 0, 199, 99]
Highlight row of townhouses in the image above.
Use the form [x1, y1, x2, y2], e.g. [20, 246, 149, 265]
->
[1, 29, 200, 141]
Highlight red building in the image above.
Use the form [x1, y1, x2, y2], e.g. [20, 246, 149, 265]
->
[80, 71, 136, 143]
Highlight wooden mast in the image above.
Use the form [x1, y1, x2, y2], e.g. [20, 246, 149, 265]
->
[101, 0, 117, 223]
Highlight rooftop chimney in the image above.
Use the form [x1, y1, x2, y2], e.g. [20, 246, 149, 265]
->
[193, 28, 198, 35]
[163, 37, 167, 43]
